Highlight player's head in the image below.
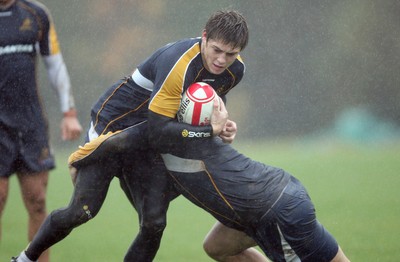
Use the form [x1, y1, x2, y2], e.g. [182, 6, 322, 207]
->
[201, 10, 248, 75]
[204, 10, 249, 51]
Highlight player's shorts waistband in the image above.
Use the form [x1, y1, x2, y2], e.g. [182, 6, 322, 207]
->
[68, 129, 122, 166]
[69, 121, 148, 167]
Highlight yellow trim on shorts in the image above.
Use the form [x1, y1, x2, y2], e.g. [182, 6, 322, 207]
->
[68, 130, 122, 165]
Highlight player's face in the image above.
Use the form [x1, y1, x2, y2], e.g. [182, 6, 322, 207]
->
[201, 32, 241, 75]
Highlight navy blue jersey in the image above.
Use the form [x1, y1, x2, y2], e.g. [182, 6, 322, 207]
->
[161, 138, 291, 229]
[0, 0, 61, 130]
[90, 38, 245, 135]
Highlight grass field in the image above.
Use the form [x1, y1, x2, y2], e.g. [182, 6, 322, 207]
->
[1, 139, 399, 261]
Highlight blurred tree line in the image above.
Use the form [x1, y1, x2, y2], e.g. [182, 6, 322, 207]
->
[37, 0, 399, 146]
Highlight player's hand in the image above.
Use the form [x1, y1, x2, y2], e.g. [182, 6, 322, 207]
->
[219, 119, 237, 143]
[211, 97, 228, 136]
[61, 115, 82, 141]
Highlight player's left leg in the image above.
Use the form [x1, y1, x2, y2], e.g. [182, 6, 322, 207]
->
[203, 221, 268, 262]
[17, 171, 49, 262]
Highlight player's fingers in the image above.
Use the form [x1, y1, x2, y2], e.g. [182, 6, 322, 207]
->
[213, 97, 221, 112]
[218, 97, 227, 112]
[69, 129, 82, 140]
[225, 120, 237, 132]
[62, 127, 80, 141]
[61, 125, 68, 141]
[68, 130, 78, 140]
[219, 133, 234, 144]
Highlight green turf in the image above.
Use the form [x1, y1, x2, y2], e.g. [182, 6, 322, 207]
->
[1, 140, 399, 261]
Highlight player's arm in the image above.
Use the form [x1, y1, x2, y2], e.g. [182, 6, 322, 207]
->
[148, 98, 228, 153]
[39, 8, 82, 140]
[43, 52, 82, 141]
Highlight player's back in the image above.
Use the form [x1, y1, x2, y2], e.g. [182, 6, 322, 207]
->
[162, 138, 291, 226]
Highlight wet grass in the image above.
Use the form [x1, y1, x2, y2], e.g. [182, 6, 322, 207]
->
[1, 140, 399, 261]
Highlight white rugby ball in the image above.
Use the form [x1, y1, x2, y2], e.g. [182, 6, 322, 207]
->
[177, 82, 218, 126]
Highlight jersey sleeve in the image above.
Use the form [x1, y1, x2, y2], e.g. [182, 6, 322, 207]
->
[148, 111, 213, 154]
[147, 41, 201, 118]
[36, 3, 75, 112]
[36, 3, 61, 56]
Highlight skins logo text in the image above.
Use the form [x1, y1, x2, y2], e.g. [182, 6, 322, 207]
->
[181, 129, 211, 138]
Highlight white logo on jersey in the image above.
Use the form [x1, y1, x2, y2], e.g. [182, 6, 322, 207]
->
[187, 131, 211, 138]
[0, 44, 34, 55]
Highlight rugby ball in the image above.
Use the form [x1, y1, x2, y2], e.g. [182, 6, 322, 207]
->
[177, 82, 218, 126]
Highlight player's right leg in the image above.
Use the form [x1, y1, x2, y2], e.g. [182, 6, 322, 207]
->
[14, 161, 117, 261]
[0, 176, 9, 241]
[203, 222, 268, 262]
[17, 171, 49, 262]
[0, 125, 14, 242]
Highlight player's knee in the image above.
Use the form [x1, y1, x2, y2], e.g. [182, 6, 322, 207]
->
[140, 214, 167, 239]
[203, 240, 214, 257]
[141, 216, 167, 235]
[203, 238, 224, 260]
[25, 194, 46, 217]
[140, 204, 168, 233]
[50, 205, 95, 229]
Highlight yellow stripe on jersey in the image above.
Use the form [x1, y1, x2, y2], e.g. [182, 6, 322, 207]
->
[68, 130, 122, 166]
[237, 54, 243, 63]
[149, 43, 200, 118]
[204, 169, 235, 211]
[48, 23, 60, 55]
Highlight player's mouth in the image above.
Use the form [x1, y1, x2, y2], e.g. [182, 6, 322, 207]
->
[212, 63, 225, 73]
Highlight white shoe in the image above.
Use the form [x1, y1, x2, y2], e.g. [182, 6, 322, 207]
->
[10, 251, 37, 262]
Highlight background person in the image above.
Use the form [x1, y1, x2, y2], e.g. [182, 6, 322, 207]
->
[0, 0, 82, 261]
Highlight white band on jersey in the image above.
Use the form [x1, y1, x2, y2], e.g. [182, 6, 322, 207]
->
[161, 153, 205, 173]
[131, 69, 154, 91]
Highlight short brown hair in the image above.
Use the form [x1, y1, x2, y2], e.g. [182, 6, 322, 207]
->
[204, 10, 249, 51]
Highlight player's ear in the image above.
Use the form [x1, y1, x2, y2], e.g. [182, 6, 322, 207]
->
[202, 30, 207, 41]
